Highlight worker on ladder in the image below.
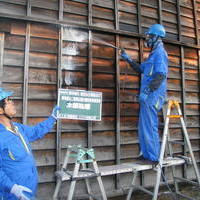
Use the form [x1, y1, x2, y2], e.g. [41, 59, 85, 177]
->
[0, 88, 59, 200]
[120, 24, 168, 161]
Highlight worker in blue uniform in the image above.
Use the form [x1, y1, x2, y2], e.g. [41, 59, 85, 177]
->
[0, 88, 59, 200]
[120, 24, 168, 161]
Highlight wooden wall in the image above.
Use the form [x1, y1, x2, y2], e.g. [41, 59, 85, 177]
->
[0, 0, 200, 199]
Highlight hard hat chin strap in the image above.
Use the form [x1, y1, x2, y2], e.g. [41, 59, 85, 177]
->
[0, 109, 13, 120]
[4, 113, 13, 120]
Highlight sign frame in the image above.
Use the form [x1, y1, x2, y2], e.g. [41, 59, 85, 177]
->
[57, 89, 102, 121]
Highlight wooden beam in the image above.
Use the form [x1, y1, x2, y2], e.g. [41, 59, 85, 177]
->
[158, 0, 162, 24]
[115, 35, 120, 189]
[0, 14, 199, 49]
[193, 0, 199, 45]
[114, 0, 119, 30]
[88, 0, 92, 26]
[59, 0, 63, 21]
[176, 0, 181, 42]
[0, 33, 4, 85]
[137, 0, 141, 34]
[22, 23, 30, 125]
[193, 0, 200, 161]
[56, 26, 63, 171]
[180, 45, 188, 179]
[87, 30, 93, 148]
[139, 37, 144, 186]
[27, 0, 31, 17]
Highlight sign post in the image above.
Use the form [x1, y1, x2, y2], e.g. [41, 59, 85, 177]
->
[58, 89, 102, 121]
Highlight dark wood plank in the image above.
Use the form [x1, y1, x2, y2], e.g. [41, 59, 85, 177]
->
[30, 38, 58, 53]
[162, 11, 177, 24]
[30, 23, 58, 39]
[118, 0, 137, 13]
[141, 5, 158, 19]
[63, 0, 88, 15]
[63, 13, 88, 25]
[29, 52, 57, 69]
[28, 84, 57, 100]
[162, 1, 177, 12]
[30, 0, 59, 10]
[93, 0, 114, 9]
[3, 66, 23, 82]
[92, 18, 115, 29]
[168, 66, 181, 79]
[92, 116, 115, 131]
[93, 6, 114, 20]
[185, 92, 199, 103]
[93, 73, 115, 88]
[185, 104, 200, 115]
[185, 80, 199, 91]
[119, 11, 137, 25]
[29, 68, 57, 84]
[31, 7, 58, 21]
[179, 0, 193, 8]
[0, 2, 26, 16]
[4, 49, 24, 66]
[167, 79, 182, 91]
[4, 34, 25, 50]
[185, 69, 199, 80]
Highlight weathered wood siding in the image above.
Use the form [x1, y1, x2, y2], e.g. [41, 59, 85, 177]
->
[0, 0, 200, 199]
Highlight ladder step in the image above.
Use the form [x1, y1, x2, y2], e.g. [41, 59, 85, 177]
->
[134, 185, 154, 196]
[167, 115, 182, 118]
[168, 140, 185, 145]
[55, 170, 100, 181]
[158, 191, 177, 198]
[174, 177, 199, 186]
[176, 192, 195, 200]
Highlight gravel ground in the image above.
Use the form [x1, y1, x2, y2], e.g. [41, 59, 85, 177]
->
[108, 184, 200, 200]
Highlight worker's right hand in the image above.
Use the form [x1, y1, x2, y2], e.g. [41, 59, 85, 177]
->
[51, 105, 60, 120]
[120, 49, 131, 61]
[11, 184, 32, 200]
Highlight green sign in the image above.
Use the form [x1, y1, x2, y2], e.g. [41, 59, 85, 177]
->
[58, 89, 102, 121]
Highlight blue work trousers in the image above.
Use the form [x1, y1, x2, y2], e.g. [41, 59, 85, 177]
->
[138, 101, 160, 161]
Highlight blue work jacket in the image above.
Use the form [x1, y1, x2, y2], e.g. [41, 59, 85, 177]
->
[0, 116, 56, 199]
[140, 42, 168, 110]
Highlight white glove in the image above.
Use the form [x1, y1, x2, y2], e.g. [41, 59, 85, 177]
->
[51, 105, 60, 120]
[11, 184, 32, 200]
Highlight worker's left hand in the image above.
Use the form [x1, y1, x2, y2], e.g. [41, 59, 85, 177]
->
[51, 105, 60, 120]
[120, 49, 131, 61]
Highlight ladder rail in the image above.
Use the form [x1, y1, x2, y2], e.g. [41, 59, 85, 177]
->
[177, 104, 200, 185]
[150, 100, 200, 200]
[53, 149, 71, 199]
[53, 146, 107, 200]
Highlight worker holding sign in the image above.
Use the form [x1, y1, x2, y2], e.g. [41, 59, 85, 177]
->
[0, 88, 59, 200]
[120, 24, 168, 161]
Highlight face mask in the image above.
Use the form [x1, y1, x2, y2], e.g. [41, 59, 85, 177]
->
[145, 34, 158, 48]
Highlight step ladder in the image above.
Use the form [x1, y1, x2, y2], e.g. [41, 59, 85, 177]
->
[53, 145, 107, 200]
[127, 100, 200, 200]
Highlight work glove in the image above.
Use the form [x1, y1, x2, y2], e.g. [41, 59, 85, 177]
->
[51, 105, 60, 120]
[10, 184, 32, 200]
[120, 49, 131, 61]
[139, 87, 151, 102]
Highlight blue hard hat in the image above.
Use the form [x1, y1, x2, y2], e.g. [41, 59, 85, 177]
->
[0, 88, 13, 101]
[146, 24, 166, 38]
